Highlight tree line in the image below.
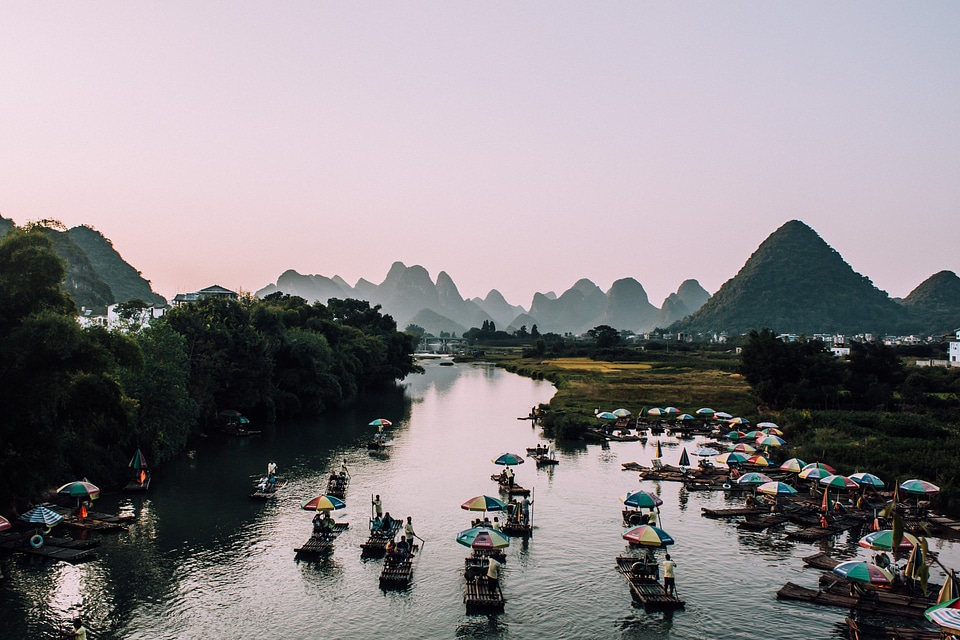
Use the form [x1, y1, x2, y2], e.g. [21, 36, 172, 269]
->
[0, 224, 421, 509]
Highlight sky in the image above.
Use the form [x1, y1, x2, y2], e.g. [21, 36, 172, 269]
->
[2, 3, 958, 309]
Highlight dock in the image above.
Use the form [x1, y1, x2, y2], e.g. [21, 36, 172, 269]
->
[463, 576, 505, 613]
[360, 521, 402, 558]
[379, 545, 419, 589]
[294, 523, 349, 557]
[0, 532, 99, 563]
[615, 555, 685, 610]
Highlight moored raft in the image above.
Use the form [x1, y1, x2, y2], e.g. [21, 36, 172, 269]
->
[776, 581, 932, 618]
[294, 523, 349, 557]
[499, 520, 532, 537]
[250, 478, 287, 499]
[802, 551, 841, 571]
[0, 531, 99, 563]
[326, 473, 349, 499]
[47, 505, 134, 532]
[700, 506, 766, 519]
[615, 555, 685, 610]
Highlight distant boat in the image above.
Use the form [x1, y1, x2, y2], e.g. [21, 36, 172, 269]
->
[124, 448, 151, 492]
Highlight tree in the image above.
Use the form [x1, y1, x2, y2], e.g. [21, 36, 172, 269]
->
[588, 325, 621, 349]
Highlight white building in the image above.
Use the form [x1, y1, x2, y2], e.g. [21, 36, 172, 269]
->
[950, 329, 960, 366]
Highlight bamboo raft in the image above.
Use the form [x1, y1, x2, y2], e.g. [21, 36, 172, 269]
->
[464, 576, 505, 613]
[123, 475, 151, 492]
[490, 476, 531, 496]
[250, 478, 287, 499]
[802, 551, 840, 571]
[845, 616, 939, 640]
[701, 506, 767, 519]
[47, 505, 135, 531]
[776, 581, 932, 618]
[615, 555, 685, 610]
[360, 521, 402, 558]
[499, 521, 532, 537]
[379, 545, 419, 589]
[294, 523, 349, 557]
[534, 455, 558, 466]
[786, 517, 861, 542]
[0, 532, 99, 563]
[326, 474, 349, 499]
[737, 513, 791, 531]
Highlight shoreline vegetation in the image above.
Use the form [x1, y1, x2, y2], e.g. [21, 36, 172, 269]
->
[459, 346, 960, 518]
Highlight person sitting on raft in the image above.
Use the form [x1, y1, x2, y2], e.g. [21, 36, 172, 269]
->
[378, 512, 396, 533]
[396, 535, 410, 560]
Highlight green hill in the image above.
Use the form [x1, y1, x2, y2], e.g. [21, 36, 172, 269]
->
[900, 270, 960, 335]
[675, 220, 904, 335]
[68, 225, 166, 306]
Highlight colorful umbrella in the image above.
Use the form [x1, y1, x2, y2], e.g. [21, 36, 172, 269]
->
[799, 467, 830, 481]
[801, 462, 836, 474]
[461, 495, 508, 512]
[368, 418, 392, 427]
[622, 524, 675, 547]
[676, 414, 696, 422]
[926, 599, 960, 634]
[724, 431, 748, 441]
[622, 490, 663, 509]
[850, 472, 885, 489]
[757, 481, 798, 496]
[820, 475, 859, 491]
[301, 495, 346, 511]
[457, 526, 510, 550]
[664, 407, 680, 415]
[19, 506, 64, 527]
[746, 454, 774, 467]
[0, 515, 10, 532]
[833, 561, 894, 586]
[756, 421, 780, 430]
[727, 417, 750, 426]
[646, 408, 665, 417]
[492, 453, 525, 466]
[858, 530, 919, 552]
[779, 458, 806, 473]
[695, 447, 720, 457]
[756, 435, 786, 447]
[56, 481, 100, 500]
[714, 411, 733, 420]
[696, 408, 716, 417]
[727, 443, 756, 454]
[737, 472, 772, 486]
[613, 408, 631, 418]
[760, 426, 784, 436]
[717, 452, 750, 466]
[678, 448, 690, 467]
[900, 479, 940, 495]
[129, 448, 149, 470]
[597, 411, 618, 421]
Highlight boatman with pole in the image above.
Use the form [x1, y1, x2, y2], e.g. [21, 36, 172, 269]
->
[662, 553, 677, 596]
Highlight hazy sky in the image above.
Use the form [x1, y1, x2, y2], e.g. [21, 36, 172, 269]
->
[2, 3, 958, 308]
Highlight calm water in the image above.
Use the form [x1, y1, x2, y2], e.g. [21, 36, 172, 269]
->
[2, 359, 958, 639]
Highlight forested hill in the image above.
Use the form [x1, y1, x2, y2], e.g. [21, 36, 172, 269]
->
[674, 220, 906, 335]
[0, 218, 166, 310]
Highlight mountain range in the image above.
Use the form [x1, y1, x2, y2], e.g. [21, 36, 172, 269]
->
[3, 216, 957, 337]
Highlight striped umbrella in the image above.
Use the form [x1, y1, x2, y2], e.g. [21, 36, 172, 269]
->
[743, 430, 760, 440]
[676, 414, 696, 422]
[678, 448, 690, 468]
[859, 529, 919, 552]
[19, 506, 64, 527]
[833, 561, 894, 586]
[301, 495, 346, 512]
[727, 443, 757, 454]
[717, 452, 750, 466]
[757, 481, 798, 496]
[802, 462, 836, 474]
[760, 426, 784, 436]
[664, 407, 680, 416]
[695, 447, 720, 457]
[613, 408, 632, 418]
[715, 411, 733, 420]
[926, 600, 960, 634]
[799, 467, 830, 481]
[457, 526, 510, 550]
[820, 475, 859, 491]
[622, 524, 675, 547]
[492, 453, 525, 466]
[646, 408, 665, 418]
[461, 495, 508, 512]
[129, 448, 149, 470]
[850, 472, 885, 489]
[757, 435, 786, 447]
[597, 412, 618, 421]
[56, 481, 100, 500]
[724, 431, 748, 441]
[747, 454, 774, 467]
[779, 458, 807, 473]
[622, 491, 664, 509]
[900, 479, 940, 495]
[696, 408, 716, 417]
[727, 417, 750, 426]
[737, 472, 772, 486]
[757, 421, 780, 430]
[0, 515, 10, 532]
[368, 418, 393, 427]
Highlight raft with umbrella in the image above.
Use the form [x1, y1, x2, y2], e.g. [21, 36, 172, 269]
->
[124, 448, 151, 491]
[459, 526, 507, 613]
[490, 455, 531, 496]
[295, 495, 349, 557]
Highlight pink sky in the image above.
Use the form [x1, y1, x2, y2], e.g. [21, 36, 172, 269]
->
[2, 3, 958, 308]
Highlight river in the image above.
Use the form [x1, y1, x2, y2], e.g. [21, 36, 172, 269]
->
[2, 359, 957, 639]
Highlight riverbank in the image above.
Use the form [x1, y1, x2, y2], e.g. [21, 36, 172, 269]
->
[468, 351, 960, 518]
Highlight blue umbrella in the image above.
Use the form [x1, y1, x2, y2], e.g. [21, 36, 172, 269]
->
[492, 453, 525, 466]
[19, 505, 64, 527]
[850, 472, 885, 489]
[597, 412, 618, 421]
[695, 447, 720, 457]
[623, 490, 663, 509]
